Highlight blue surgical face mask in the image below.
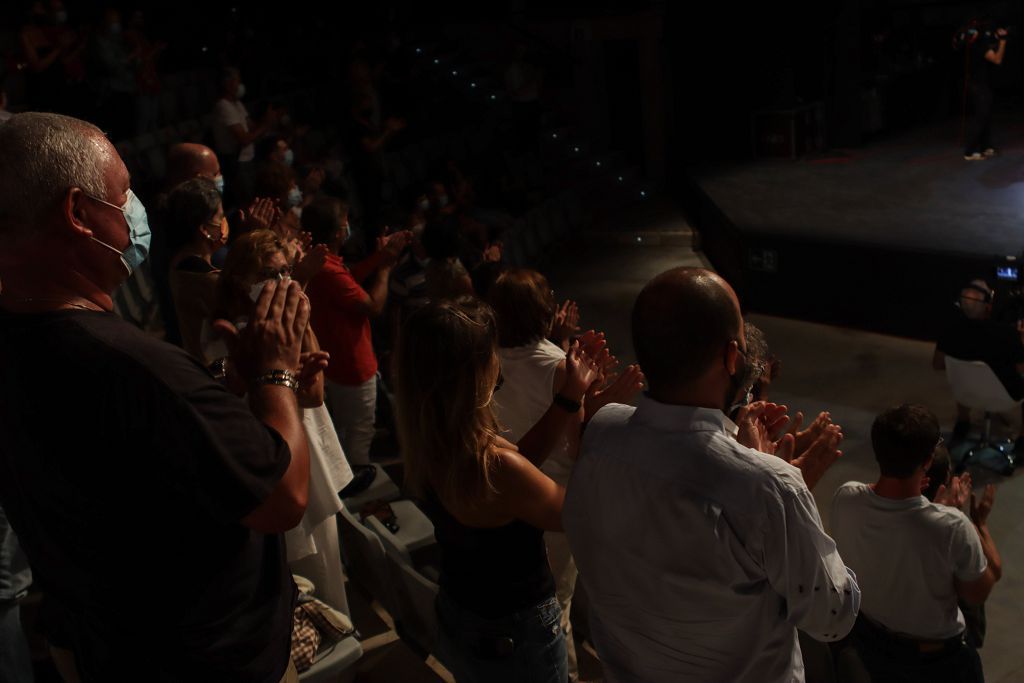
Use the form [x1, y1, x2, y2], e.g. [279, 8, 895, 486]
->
[86, 189, 152, 276]
[213, 174, 225, 194]
[286, 186, 303, 209]
[283, 148, 294, 166]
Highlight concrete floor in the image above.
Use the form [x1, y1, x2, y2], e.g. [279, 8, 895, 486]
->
[548, 214, 1024, 682]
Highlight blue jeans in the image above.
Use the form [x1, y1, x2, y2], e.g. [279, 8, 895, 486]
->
[435, 592, 567, 683]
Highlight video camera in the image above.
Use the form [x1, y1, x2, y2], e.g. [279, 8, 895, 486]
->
[953, 20, 1011, 50]
[989, 255, 1024, 324]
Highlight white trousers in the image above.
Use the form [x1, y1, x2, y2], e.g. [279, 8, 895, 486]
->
[324, 377, 377, 466]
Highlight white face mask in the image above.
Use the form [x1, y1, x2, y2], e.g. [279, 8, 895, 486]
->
[236, 82, 246, 99]
[249, 275, 290, 302]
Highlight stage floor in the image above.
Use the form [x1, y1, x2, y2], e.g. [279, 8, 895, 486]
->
[690, 116, 1024, 258]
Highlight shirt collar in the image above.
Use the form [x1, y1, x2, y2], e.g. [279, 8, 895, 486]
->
[630, 393, 739, 437]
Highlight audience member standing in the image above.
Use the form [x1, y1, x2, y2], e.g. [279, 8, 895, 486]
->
[830, 404, 1000, 683]
[489, 268, 643, 682]
[164, 177, 229, 364]
[394, 297, 599, 682]
[211, 67, 280, 208]
[563, 267, 860, 683]
[303, 197, 411, 465]
[0, 112, 311, 682]
[213, 229, 353, 614]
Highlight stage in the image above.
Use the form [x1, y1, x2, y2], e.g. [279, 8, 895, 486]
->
[680, 115, 1024, 340]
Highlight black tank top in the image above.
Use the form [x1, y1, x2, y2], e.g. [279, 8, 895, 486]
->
[424, 492, 555, 618]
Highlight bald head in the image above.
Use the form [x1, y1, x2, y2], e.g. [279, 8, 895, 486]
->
[0, 112, 111, 240]
[166, 143, 220, 190]
[632, 268, 743, 395]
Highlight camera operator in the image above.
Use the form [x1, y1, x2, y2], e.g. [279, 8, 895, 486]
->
[962, 22, 1008, 161]
[933, 279, 1024, 448]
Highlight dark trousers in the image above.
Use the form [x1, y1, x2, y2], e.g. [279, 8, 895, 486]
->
[964, 82, 993, 155]
[842, 615, 983, 683]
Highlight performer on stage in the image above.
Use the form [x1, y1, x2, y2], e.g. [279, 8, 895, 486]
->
[962, 23, 1008, 161]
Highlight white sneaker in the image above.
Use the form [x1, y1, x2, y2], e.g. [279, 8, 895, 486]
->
[983, 147, 998, 157]
[964, 152, 984, 161]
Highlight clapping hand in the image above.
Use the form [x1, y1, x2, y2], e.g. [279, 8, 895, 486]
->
[211, 279, 310, 381]
[297, 350, 330, 393]
[789, 425, 843, 490]
[552, 300, 581, 343]
[784, 411, 835, 454]
[935, 472, 972, 510]
[377, 228, 414, 266]
[970, 484, 996, 526]
[241, 197, 282, 233]
[738, 401, 842, 490]
[562, 340, 602, 402]
[736, 401, 792, 456]
[584, 364, 645, 418]
[293, 243, 330, 286]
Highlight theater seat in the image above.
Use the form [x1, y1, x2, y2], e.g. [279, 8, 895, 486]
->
[336, 507, 399, 616]
[382, 547, 443, 662]
[944, 356, 1018, 474]
[362, 499, 436, 565]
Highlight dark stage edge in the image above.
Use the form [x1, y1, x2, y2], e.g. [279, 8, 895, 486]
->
[680, 117, 1024, 341]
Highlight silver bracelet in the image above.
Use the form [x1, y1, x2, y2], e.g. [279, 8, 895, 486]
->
[251, 369, 299, 392]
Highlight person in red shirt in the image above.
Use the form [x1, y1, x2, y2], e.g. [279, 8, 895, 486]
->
[302, 196, 411, 464]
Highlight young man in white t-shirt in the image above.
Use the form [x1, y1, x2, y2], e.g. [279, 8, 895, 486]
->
[830, 404, 1002, 683]
[210, 67, 279, 203]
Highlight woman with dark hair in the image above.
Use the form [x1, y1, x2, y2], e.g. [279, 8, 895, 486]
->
[302, 196, 411, 466]
[165, 177, 228, 363]
[394, 297, 600, 682]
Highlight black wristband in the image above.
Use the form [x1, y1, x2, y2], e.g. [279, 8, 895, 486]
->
[553, 393, 582, 413]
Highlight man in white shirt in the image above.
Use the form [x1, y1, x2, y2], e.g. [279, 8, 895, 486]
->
[563, 267, 860, 683]
[830, 404, 1001, 683]
[210, 67, 279, 203]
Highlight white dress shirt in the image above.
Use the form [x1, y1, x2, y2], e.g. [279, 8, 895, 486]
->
[563, 396, 860, 683]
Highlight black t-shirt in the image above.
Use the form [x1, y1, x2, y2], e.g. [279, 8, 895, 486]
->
[0, 309, 295, 682]
[174, 255, 217, 274]
[969, 36, 999, 85]
[936, 315, 1024, 399]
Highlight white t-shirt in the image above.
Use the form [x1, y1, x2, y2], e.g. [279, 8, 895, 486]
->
[563, 398, 860, 683]
[492, 338, 574, 485]
[211, 98, 254, 162]
[830, 482, 987, 639]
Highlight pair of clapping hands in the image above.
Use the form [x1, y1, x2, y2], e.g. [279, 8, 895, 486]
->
[560, 329, 646, 419]
[927, 470, 996, 527]
[733, 403, 843, 490]
[213, 279, 328, 397]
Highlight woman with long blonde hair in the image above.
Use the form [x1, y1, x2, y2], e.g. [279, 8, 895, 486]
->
[394, 296, 598, 682]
